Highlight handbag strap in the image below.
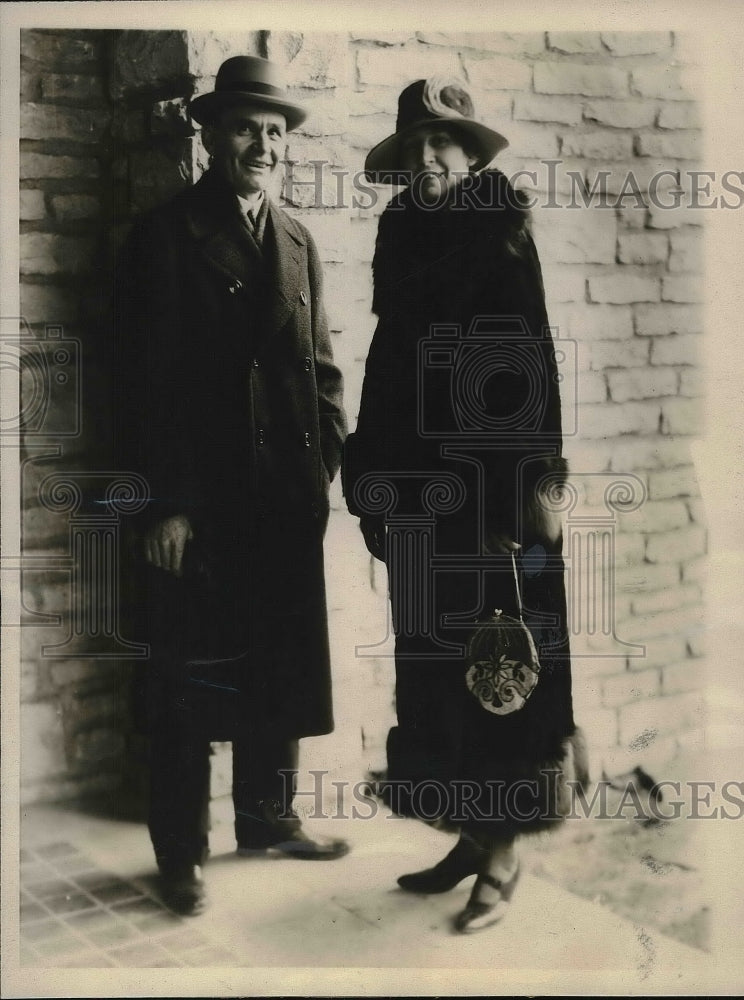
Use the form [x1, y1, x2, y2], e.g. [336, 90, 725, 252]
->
[511, 550, 523, 621]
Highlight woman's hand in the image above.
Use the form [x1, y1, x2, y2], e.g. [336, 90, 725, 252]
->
[360, 515, 387, 561]
[484, 533, 521, 556]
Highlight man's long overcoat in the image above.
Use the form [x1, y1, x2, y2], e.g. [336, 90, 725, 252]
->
[115, 169, 347, 739]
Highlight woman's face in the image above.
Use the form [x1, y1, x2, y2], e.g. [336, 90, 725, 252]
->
[399, 125, 476, 203]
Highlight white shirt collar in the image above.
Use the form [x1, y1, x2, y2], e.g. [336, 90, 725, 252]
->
[236, 191, 264, 221]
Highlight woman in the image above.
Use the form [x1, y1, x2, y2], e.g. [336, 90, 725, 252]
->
[344, 78, 585, 933]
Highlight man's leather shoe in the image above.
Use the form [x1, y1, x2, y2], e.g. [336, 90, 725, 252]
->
[159, 864, 208, 916]
[236, 799, 349, 860]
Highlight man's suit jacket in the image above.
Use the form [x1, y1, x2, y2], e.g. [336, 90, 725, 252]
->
[115, 169, 347, 739]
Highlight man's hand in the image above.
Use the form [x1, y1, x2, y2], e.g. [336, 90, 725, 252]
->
[360, 515, 387, 562]
[144, 515, 194, 576]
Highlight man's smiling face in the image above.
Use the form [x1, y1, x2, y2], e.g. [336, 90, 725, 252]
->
[203, 105, 287, 197]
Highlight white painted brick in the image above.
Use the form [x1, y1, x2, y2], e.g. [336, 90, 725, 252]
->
[577, 371, 608, 404]
[681, 556, 706, 584]
[617, 497, 690, 534]
[617, 205, 649, 229]
[568, 304, 634, 341]
[602, 32, 672, 55]
[415, 32, 546, 56]
[659, 396, 703, 435]
[668, 229, 703, 272]
[631, 65, 697, 101]
[561, 130, 633, 160]
[357, 47, 461, 87]
[681, 368, 706, 399]
[618, 691, 704, 745]
[627, 635, 688, 670]
[21, 103, 109, 142]
[586, 337, 649, 370]
[617, 232, 668, 266]
[661, 275, 704, 303]
[533, 208, 616, 265]
[631, 582, 700, 616]
[607, 366, 678, 402]
[646, 524, 706, 563]
[685, 497, 706, 525]
[513, 93, 582, 125]
[534, 62, 628, 99]
[588, 271, 660, 305]
[662, 658, 706, 695]
[572, 654, 627, 679]
[474, 92, 515, 127]
[584, 160, 669, 198]
[686, 632, 706, 658]
[606, 435, 695, 472]
[651, 333, 701, 366]
[547, 32, 603, 54]
[635, 131, 702, 160]
[647, 201, 705, 230]
[351, 31, 414, 45]
[463, 54, 532, 91]
[541, 265, 587, 303]
[657, 102, 701, 130]
[634, 304, 702, 336]
[615, 563, 680, 594]
[578, 401, 659, 438]
[578, 707, 618, 749]
[501, 122, 560, 158]
[583, 99, 657, 129]
[602, 667, 660, 708]
[20, 189, 46, 221]
[647, 465, 700, 500]
[21, 701, 66, 783]
[611, 531, 646, 566]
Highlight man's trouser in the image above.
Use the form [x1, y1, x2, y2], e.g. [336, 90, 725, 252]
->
[147, 664, 299, 871]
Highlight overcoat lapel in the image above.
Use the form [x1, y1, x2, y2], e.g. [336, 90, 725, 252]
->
[184, 171, 263, 288]
[266, 202, 304, 334]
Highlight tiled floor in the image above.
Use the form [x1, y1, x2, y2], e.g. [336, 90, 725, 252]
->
[19, 840, 245, 968]
[12, 797, 723, 993]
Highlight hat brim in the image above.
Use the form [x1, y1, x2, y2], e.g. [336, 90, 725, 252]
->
[189, 90, 307, 131]
[364, 118, 508, 184]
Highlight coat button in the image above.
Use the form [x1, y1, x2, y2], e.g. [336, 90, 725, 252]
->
[304, 431, 311, 447]
[300, 290, 308, 305]
[257, 428, 265, 446]
[252, 357, 260, 369]
[303, 356, 312, 371]
[229, 280, 243, 294]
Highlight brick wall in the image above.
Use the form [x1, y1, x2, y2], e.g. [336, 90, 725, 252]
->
[17, 30, 706, 805]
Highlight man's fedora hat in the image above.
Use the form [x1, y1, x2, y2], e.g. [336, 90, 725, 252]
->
[364, 76, 508, 183]
[189, 55, 307, 131]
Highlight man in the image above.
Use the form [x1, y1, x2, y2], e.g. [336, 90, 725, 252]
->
[115, 56, 348, 916]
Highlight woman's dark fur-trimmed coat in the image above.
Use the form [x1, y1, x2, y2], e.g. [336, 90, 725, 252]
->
[115, 169, 347, 740]
[344, 170, 579, 834]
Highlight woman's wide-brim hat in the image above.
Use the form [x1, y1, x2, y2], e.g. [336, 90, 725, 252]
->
[189, 55, 307, 132]
[364, 77, 508, 183]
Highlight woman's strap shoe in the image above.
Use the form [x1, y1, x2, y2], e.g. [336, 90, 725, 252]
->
[453, 862, 520, 933]
[397, 837, 487, 894]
